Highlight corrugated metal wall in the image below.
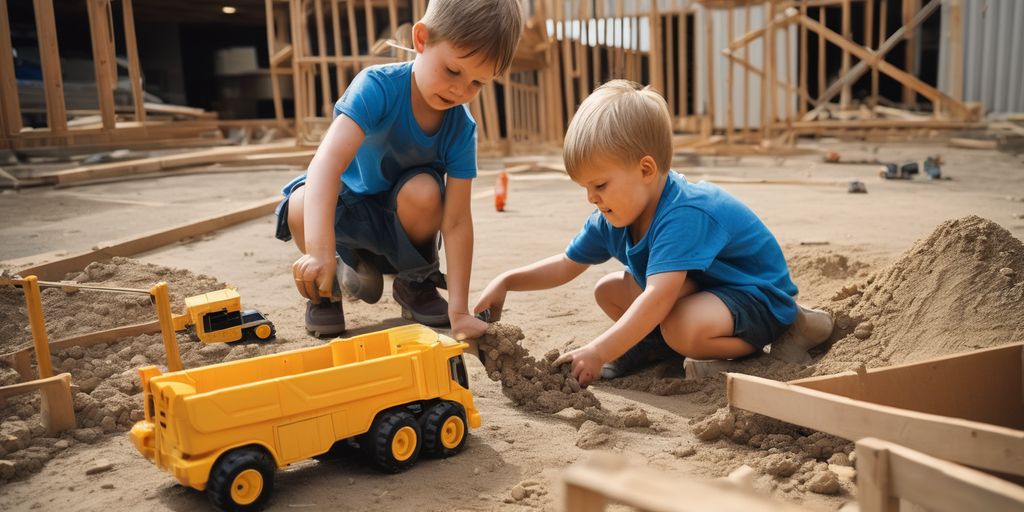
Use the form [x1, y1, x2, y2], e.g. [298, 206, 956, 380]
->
[939, 0, 1024, 114]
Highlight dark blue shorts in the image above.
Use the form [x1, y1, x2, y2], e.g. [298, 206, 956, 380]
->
[275, 167, 445, 281]
[706, 286, 791, 351]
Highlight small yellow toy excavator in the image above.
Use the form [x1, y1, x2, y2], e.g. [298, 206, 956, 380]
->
[174, 288, 275, 343]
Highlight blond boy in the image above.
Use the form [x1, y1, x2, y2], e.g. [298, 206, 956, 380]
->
[277, 0, 523, 339]
[474, 80, 832, 385]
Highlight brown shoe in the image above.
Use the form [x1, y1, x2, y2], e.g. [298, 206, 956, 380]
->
[305, 299, 346, 337]
[393, 277, 449, 327]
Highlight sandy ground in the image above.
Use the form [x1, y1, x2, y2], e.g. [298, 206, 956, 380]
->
[0, 140, 1023, 511]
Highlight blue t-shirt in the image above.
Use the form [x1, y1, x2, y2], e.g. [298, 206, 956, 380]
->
[281, 61, 478, 196]
[565, 172, 798, 325]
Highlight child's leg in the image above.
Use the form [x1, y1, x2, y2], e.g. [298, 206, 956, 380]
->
[660, 292, 758, 360]
[593, 271, 699, 321]
[286, 185, 308, 252]
[395, 172, 442, 247]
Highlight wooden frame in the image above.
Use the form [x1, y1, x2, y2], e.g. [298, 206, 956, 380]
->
[561, 453, 811, 512]
[727, 342, 1024, 477]
[0, 373, 76, 435]
[856, 438, 1024, 512]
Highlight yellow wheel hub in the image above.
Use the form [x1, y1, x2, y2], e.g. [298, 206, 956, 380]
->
[230, 469, 264, 506]
[255, 324, 272, 339]
[440, 416, 465, 449]
[391, 426, 417, 461]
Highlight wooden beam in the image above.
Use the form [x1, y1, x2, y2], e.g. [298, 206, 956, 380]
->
[705, 8, 715, 134]
[0, 0, 23, 136]
[799, 2, 808, 116]
[681, 8, 689, 117]
[313, 0, 333, 117]
[903, 0, 921, 106]
[727, 372, 1024, 476]
[725, 6, 734, 143]
[817, 6, 825, 102]
[2, 197, 281, 281]
[948, 0, 963, 101]
[121, 0, 147, 124]
[265, 0, 286, 124]
[875, 0, 887, 106]
[840, 0, 851, 109]
[33, 0, 68, 134]
[857, 438, 1024, 512]
[87, 0, 117, 130]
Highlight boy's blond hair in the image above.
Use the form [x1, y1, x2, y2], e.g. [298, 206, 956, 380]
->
[563, 80, 673, 178]
[421, 0, 523, 76]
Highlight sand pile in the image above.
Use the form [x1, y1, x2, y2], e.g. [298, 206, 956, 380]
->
[813, 215, 1024, 374]
[0, 258, 276, 485]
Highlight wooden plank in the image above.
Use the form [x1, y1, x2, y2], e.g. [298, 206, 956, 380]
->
[561, 454, 813, 512]
[790, 343, 1024, 428]
[0, 321, 161, 381]
[857, 438, 1024, 512]
[742, 2, 749, 131]
[799, 2, 808, 116]
[817, 6, 825, 102]
[43, 142, 301, 185]
[313, 0, 333, 117]
[725, 7, 734, 143]
[86, 0, 117, 130]
[2, 197, 281, 281]
[727, 372, 1024, 476]
[839, 0, 851, 109]
[121, 0, 146, 124]
[875, 0, 886, 106]
[764, 2, 775, 137]
[0, 0, 23, 136]
[681, 8, 689, 118]
[948, 0, 963, 101]
[33, 0, 68, 134]
[903, 0, 921, 106]
[705, 8, 715, 133]
[330, 0, 347, 96]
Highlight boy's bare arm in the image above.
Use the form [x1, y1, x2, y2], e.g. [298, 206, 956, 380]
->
[473, 254, 589, 321]
[441, 177, 487, 340]
[555, 271, 686, 385]
[292, 115, 365, 302]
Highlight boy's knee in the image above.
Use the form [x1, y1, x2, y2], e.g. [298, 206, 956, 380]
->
[660, 322, 701, 355]
[287, 187, 305, 231]
[398, 173, 442, 214]
[593, 272, 620, 300]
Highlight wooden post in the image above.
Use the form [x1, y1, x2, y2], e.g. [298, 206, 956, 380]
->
[784, 11, 793, 125]
[799, 1, 808, 117]
[23, 276, 54, 379]
[330, 0, 347, 98]
[33, 0, 67, 134]
[839, 0, 851, 110]
[313, 0, 333, 116]
[86, 0, 117, 130]
[705, 6, 715, 136]
[681, 6, 689, 118]
[121, 0, 146, 124]
[875, 0, 887, 106]
[364, 0, 377, 55]
[387, 0, 398, 56]
[742, 2, 750, 132]
[817, 6, 825, 104]
[857, 439, 900, 512]
[764, 2, 775, 138]
[0, 0, 22, 136]
[559, 1, 576, 124]
[151, 282, 183, 372]
[264, 0, 283, 125]
[649, 0, 661, 95]
[725, 6, 734, 143]
[346, 0, 359, 72]
[948, 0, 963, 101]
[666, 9, 675, 116]
[903, 0, 921, 106]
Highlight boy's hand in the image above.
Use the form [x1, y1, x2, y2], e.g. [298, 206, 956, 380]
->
[473, 277, 508, 322]
[554, 344, 604, 387]
[450, 312, 488, 341]
[292, 253, 336, 303]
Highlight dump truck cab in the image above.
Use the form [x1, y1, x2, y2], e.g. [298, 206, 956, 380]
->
[130, 324, 479, 511]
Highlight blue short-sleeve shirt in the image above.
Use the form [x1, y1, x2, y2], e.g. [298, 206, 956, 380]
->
[282, 61, 478, 196]
[566, 172, 798, 325]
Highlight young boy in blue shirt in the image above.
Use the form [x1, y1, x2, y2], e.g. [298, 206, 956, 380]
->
[474, 80, 832, 385]
[276, 0, 523, 339]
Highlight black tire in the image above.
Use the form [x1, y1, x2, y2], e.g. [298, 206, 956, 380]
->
[363, 410, 421, 473]
[419, 401, 468, 458]
[207, 446, 276, 512]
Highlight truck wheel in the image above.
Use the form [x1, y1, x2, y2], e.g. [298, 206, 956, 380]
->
[208, 447, 275, 511]
[254, 323, 274, 340]
[420, 401, 468, 458]
[365, 410, 421, 473]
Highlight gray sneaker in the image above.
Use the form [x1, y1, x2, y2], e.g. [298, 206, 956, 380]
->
[305, 299, 346, 337]
[336, 253, 383, 304]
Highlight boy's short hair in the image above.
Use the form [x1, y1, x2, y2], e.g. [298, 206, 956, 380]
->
[563, 80, 673, 178]
[421, 0, 524, 76]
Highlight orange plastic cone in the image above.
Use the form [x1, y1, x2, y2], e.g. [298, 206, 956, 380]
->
[494, 170, 508, 212]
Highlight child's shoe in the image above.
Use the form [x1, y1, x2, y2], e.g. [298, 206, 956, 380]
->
[305, 299, 346, 337]
[600, 331, 681, 380]
[768, 304, 834, 364]
[337, 252, 383, 304]
[393, 276, 449, 326]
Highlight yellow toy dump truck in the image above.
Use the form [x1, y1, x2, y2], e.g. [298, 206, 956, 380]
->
[173, 288, 275, 343]
[129, 324, 479, 511]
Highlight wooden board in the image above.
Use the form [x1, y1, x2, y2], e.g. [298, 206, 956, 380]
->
[0, 373, 76, 435]
[727, 367, 1024, 476]
[856, 438, 1024, 512]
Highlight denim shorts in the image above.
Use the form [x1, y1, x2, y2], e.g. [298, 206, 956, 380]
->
[706, 286, 791, 351]
[275, 167, 445, 281]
